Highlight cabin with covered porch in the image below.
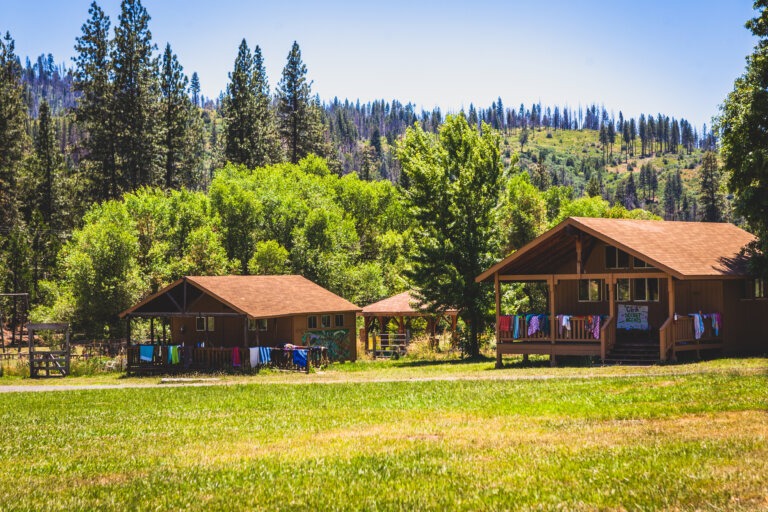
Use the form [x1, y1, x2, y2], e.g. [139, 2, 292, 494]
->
[119, 275, 361, 374]
[476, 217, 768, 366]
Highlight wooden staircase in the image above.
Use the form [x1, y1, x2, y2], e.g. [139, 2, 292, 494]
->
[604, 329, 659, 365]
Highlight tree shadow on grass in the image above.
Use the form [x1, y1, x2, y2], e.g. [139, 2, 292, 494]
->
[391, 355, 496, 369]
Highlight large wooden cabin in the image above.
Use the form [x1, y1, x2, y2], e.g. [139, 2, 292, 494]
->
[120, 275, 360, 373]
[476, 217, 768, 365]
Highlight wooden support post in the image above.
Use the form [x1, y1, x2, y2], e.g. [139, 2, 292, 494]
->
[664, 275, 675, 362]
[576, 234, 583, 275]
[495, 272, 502, 369]
[242, 316, 248, 349]
[549, 276, 556, 344]
[162, 320, 167, 344]
[549, 275, 557, 367]
[150, 317, 155, 345]
[604, 275, 615, 361]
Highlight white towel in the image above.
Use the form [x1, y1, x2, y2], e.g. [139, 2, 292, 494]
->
[249, 347, 260, 367]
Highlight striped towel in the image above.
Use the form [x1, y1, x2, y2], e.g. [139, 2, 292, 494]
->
[259, 346, 272, 364]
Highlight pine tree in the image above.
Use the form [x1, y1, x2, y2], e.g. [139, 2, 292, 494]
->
[277, 41, 323, 163]
[699, 151, 724, 222]
[190, 71, 200, 107]
[159, 43, 201, 189]
[0, 31, 28, 230]
[112, 0, 160, 191]
[31, 100, 62, 224]
[224, 40, 281, 168]
[73, 1, 117, 200]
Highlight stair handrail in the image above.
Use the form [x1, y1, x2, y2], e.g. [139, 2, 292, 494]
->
[659, 316, 674, 361]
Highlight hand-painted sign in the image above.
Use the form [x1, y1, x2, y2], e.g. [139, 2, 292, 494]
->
[617, 305, 649, 330]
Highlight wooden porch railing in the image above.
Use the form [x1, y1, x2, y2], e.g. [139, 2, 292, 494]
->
[660, 315, 722, 361]
[499, 315, 549, 342]
[556, 316, 603, 342]
[499, 315, 606, 343]
[126, 345, 327, 374]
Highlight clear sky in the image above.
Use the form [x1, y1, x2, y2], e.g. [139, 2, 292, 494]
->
[2, 0, 759, 127]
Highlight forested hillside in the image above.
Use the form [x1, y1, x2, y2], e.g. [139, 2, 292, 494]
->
[0, 0, 731, 342]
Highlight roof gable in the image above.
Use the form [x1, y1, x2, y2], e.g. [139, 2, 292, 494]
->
[477, 217, 755, 281]
[121, 275, 361, 318]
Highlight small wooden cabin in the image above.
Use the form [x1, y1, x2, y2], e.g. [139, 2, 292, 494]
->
[120, 275, 361, 372]
[476, 217, 768, 365]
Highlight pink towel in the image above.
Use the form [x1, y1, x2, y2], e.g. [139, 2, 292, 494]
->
[232, 346, 241, 367]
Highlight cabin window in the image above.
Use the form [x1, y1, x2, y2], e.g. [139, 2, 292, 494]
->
[196, 316, 216, 331]
[578, 279, 602, 302]
[307, 316, 318, 329]
[605, 246, 629, 269]
[335, 314, 344, 327]
[633, 278, 659, 302]
[633, 257, 653, 269]
[755, 278, 766, 299]
[249, 319, 268, 331]
[616, 279, 630, 302]
[321, 315, 331, 328]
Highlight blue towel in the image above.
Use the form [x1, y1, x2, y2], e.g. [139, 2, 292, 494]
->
[259, 346, 271, 364]
[140, 345, 154, 362]
[293, 349, 308, 368]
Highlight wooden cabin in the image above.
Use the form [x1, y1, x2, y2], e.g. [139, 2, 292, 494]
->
[119, 275, 361, 373]
[359, 291, 458, 357]
[476, 217, 768, 366]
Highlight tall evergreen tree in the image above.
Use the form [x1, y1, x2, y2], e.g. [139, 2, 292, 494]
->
[73, 1, 116, 200]
[31, 100, 62, 224]
[699, 151, 724, 222]
[276, 41, 323, 163]
[0, 31, 29, 229]
[112, 0, 160, 191]
[398, 115, 502, 358]
[224, 40, 281, 168]
[159, 43, 201, 188]
[189, 71, 200, 107]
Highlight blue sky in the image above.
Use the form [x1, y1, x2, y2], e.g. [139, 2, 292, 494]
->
[3, 0, 758, 127]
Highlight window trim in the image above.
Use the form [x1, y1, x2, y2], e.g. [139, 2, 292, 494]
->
[578, 279, 603, 302]
[196, 316, 206, 332]
[605, 246, 629, 270]
[321, 314, 331, 328]
[633, 257, 653, 269]
[307, 315, 318, 329]
[755, 278, 766, 299]
[615, 278, 631, 302]
[335, 314, 344, 327]
[633, 278, 659, 302]
[207, 316, 215, 331]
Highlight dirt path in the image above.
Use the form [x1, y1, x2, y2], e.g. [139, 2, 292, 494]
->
[0, 366, 765, 393]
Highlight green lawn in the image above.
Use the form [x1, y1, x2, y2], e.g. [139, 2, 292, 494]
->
[1, 359, 766, 510]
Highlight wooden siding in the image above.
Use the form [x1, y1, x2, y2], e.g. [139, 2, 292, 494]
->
[722, 280, 768, 354]
[674, 280, 724, 315]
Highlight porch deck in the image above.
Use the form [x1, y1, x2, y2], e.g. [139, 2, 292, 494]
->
[497, 315, 615, 359]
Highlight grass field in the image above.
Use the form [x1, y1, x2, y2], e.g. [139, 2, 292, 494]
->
[1, 358, 766, 510]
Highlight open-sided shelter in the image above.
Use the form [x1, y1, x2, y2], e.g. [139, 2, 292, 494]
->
[120, 275, 361, 373]
[359, 291, 458, 356]
[476, 217, 768, 366]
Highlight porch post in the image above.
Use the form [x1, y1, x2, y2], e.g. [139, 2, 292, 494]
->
[663, 275, 675, 362]
[495, 272, 502, 369]
[150, 317, 154, 344]
[242, 315, 248, 349]
[604, 275, 614, 361]
[549, 275, 557, 367]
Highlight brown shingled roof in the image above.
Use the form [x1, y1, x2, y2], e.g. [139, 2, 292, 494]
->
[121, 275, 360, 318]
[361, 291, 458, 316]
[477, 217, 756, 281]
